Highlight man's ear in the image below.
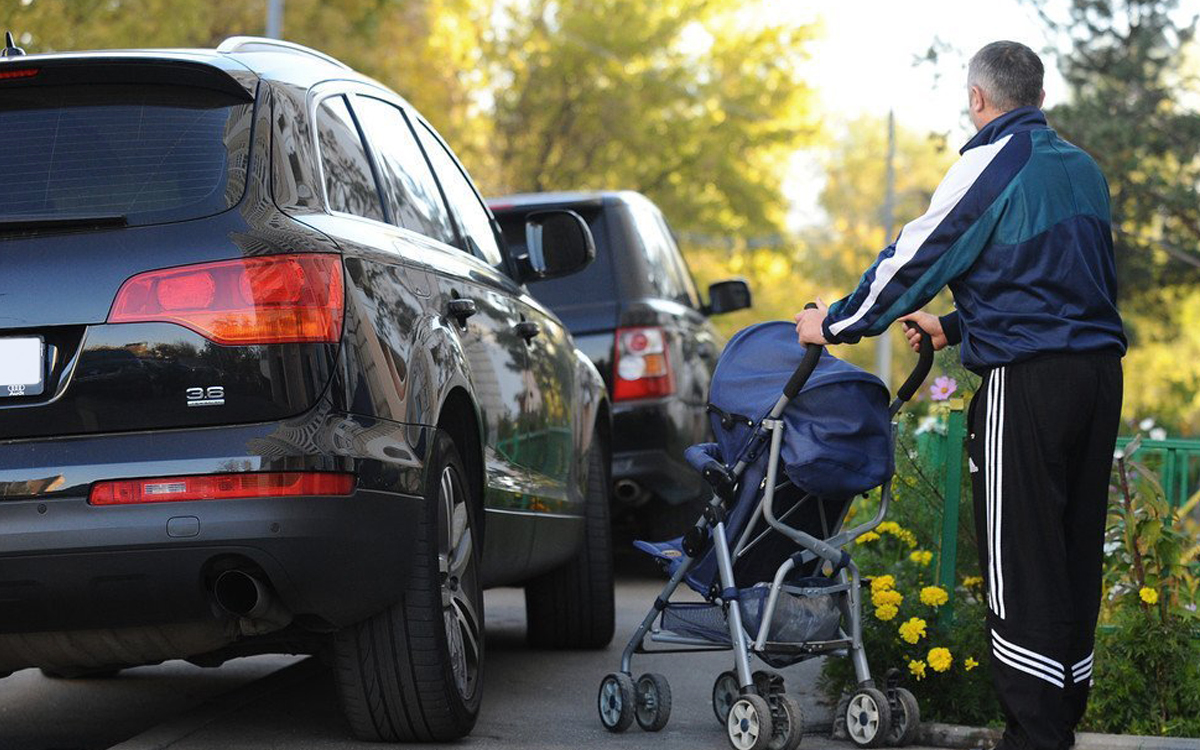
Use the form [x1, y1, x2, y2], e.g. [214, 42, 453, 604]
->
[1038, 89, 1046, 108]
[969, 84, 986, 113]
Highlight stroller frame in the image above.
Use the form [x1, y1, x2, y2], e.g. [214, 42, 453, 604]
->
[602, 317, 933, 748]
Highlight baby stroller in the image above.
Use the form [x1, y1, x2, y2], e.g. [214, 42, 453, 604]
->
[596, 312, 933, 750]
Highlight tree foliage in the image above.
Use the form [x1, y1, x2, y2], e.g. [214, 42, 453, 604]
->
[488, 0, 818, 236]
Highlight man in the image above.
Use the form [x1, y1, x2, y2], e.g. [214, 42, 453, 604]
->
[795, 41, 1125, 750]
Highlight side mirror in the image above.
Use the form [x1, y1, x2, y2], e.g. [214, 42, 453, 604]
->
[705, 278, 752, 315]
[519, 210, 596, 282]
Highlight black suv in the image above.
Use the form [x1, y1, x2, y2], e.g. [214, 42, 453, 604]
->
[0, 38, 612, 743]
[490, 192, 750, 536]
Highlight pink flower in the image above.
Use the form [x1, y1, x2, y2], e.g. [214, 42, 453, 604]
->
[929, 376, 957, 401]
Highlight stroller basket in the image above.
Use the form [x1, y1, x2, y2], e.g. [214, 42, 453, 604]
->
[660, 578, 846, 654]
[739, 579, 845, 646]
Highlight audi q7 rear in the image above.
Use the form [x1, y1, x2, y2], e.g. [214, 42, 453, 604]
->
[0, 38, 612, 744]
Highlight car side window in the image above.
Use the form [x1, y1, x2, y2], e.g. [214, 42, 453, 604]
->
[315, 95, 385, 222]
[350, 96, 458, 245]
[656, 213, 701, 308]
[631, 203, 689, 305]
[413, 121, 505, 269]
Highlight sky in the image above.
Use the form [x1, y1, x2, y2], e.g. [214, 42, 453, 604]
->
[781, 0, 1066, 227]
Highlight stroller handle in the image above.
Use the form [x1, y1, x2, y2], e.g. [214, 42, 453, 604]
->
[894, 320, 934, 404]
[783, 303, 824, 400]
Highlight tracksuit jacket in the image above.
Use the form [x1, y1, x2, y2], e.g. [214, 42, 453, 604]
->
[823, 108, 1126, 750]
[822, 106, 1127, 368]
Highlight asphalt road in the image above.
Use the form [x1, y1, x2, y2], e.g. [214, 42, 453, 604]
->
[0, 563, 873, 750]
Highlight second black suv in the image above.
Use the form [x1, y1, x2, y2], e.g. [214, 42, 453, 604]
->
[490, 192, 750, 536]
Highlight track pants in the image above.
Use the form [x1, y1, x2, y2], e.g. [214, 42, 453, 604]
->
[967, 352, 1122, 750]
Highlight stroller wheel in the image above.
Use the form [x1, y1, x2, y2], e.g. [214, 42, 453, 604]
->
[712, 670, 740, 725]
[768, 694, 805, 750]
[634, 673, 672, 731]
[845, 687, 892, 748]
[885, 687, 920, 746]
[727, 694, 774, 750]
[598, 673, 635, 732]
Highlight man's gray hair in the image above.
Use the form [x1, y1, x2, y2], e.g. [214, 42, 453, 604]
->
[968, 41, 1044, 111]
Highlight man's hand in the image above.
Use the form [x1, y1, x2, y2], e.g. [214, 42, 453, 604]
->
[794, 299, 830, 345]
[898, 311, 948, 352]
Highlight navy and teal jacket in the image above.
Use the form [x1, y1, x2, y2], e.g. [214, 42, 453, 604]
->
[821, 107, 1127, 372]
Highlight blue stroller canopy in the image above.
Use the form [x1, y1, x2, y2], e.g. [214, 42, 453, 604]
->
[709, 321, 893, 498]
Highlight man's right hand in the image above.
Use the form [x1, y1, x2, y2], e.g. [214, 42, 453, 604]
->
[898, 311, 948, 352]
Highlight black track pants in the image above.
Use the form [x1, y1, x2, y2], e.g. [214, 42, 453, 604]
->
[967, 353, 1123, 750]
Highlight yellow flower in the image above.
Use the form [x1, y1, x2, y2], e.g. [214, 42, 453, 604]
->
[878, 521, 900, 534]
[909, 550, 933, 567]
[871, 588, 903, 608]
[870, 575, 895, 594]
[874, 603, 899, 621]
[857, 531, 881, 544]
[909, 659, 927, 680]
[962, 576, 984, 589]
[1139, 587, 1159, 605]
[899, 617, 927, 644]
[928, 647, 953, 672]
[920, 586, 949, 607]
[964, 657, 979, 672]
[897, 530, 919, 549]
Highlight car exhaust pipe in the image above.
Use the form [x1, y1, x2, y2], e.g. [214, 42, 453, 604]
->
[212, 570, 292, 634]
[613, 479, 646, 505]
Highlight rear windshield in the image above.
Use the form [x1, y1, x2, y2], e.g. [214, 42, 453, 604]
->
[0, 84, 253, 226]
[496, 206, 616, 307]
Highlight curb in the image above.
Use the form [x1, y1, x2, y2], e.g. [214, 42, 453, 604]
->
[916, 723, 1200, 750]
[106, 657, 319, 750]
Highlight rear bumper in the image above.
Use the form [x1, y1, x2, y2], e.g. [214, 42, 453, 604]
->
[611, 397, 706, 505]
[0, 410, 432, 638]
[0, 489, 421, 635]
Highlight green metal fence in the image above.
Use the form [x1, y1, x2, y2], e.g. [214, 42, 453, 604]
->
[919, 403, 1200, 623]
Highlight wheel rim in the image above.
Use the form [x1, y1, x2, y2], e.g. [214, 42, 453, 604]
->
[728, 700, 761, 750]
[847, 693, 880, 744]
[438, 464, 480, 702]
[714, 674, 738, 722]
[636, 678, 658, 725]
[599, 678, 624, 727]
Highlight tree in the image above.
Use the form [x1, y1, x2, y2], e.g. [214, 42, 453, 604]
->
[486, 0, 818, 237]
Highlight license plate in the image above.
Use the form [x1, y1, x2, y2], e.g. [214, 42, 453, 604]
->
[0, 337, 45, 398]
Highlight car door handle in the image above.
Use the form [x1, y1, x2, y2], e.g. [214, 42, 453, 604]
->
[515, 321, 540, 342]
[447, 297, 477, 325]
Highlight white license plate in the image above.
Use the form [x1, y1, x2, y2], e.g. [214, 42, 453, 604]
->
[0, 337, 44, 398]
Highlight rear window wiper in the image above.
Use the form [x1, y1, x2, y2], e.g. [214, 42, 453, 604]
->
[0, 213, 128, 232]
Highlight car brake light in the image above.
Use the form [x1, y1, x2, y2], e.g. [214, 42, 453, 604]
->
[0, 68, 39, 80]
[613, 326, 674, 401]
[89, 471, 356, 506]
[108, 254, 344, 345]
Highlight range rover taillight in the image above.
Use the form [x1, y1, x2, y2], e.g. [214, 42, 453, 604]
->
[108, 253, 344, 345]
[613, 326, 674, 401]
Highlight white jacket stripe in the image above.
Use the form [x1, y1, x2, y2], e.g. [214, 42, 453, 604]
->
[828, 136, 1013, 337]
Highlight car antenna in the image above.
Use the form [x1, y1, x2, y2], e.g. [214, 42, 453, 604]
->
[2, 32, 26, 57]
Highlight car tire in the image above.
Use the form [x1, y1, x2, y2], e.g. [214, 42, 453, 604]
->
[39, 667, 121, 679]
[332, 431, 484, 742]
[524, 434, 615, 649]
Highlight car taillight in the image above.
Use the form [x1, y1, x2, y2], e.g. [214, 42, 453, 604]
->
[613, 326, 674, 401]
[0, 68, 39, 81]
[108, 253, 344, 345]
[89, 471, 356, 506]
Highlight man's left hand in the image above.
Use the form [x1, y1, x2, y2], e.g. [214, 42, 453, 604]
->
[794, 299, 830, 345]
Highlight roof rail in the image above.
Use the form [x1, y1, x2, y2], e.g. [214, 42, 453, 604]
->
[216, 36, 350, 70]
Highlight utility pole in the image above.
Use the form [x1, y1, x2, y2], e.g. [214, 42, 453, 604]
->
[266, 0, 284, 39]
[875, 109, 896, 390]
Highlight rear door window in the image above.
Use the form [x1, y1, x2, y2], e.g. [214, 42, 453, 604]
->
[413, 122, 505, 269]
[630, 202, 692, 306]
[0, 84, 252, 226]
[350, 96, 457, 245]
[315, 95, 385, 222]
